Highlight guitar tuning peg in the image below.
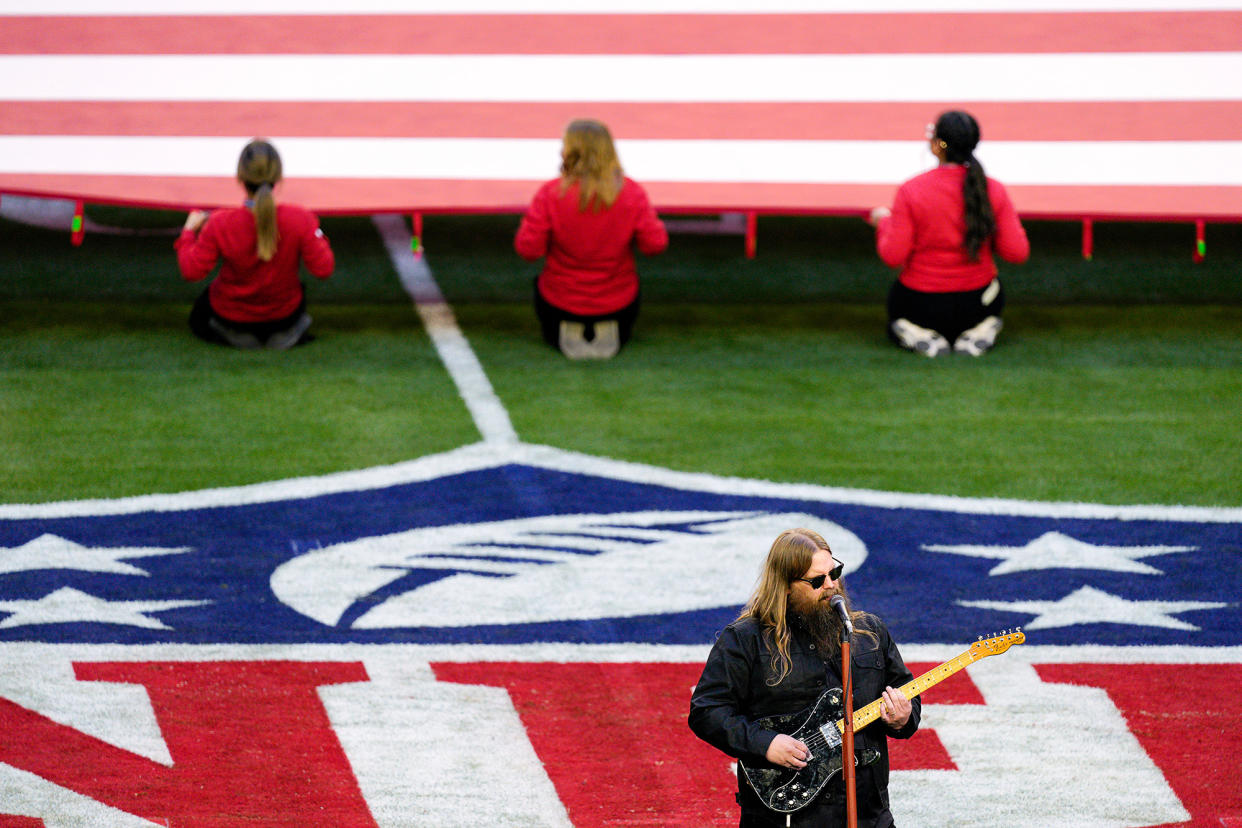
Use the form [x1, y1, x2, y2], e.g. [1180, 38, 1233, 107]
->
[977, 635, 983, 641]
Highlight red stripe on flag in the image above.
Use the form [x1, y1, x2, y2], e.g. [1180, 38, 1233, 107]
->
[3, 174, 1239, 220]
[3, 100, 1239, 142]
[1, 12, 1238, 55]
[0, 173, 533, 213]
[1006, 184, 1242, 221]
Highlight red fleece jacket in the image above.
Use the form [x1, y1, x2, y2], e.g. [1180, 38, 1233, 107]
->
[516, 177, 668, 315]
[176, 203, 334, 323]
[876, 165, 1029, 293]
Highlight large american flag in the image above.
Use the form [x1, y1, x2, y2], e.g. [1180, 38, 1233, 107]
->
[1, 1, 1241, 220]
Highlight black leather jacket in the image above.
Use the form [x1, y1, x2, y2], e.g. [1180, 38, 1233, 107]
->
[689, 612, 920, 826]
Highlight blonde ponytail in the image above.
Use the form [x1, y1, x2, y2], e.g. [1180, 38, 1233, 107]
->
[252, 182, 278, 261]
[236, 139, 283, 261]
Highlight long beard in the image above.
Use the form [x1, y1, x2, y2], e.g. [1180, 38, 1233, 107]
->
[795, 590, 848, 655]
[804, 603, 845, 655]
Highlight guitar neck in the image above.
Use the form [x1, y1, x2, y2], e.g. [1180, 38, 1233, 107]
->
[838, 647, 977, 734]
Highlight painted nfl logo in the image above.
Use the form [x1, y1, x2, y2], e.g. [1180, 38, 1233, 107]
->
[1, 442, 1236, 647]
[1, 442, 1240, 826]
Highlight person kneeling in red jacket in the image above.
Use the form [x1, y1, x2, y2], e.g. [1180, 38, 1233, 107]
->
[176, 139, 334, 350]
[516, 119, 668, 359]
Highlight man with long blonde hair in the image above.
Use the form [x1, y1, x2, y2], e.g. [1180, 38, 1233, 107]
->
[690, 529, 919, 827]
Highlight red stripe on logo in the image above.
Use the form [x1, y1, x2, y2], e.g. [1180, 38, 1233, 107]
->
[1035, 663, 1242, 828]
[434, 662, 739, 827]
[0, 661, 376, 827]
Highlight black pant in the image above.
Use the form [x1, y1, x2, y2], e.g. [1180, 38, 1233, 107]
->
[189, 287, 311, 348]
[533, 280, 640, 353]
[886, 279, 1004, 344]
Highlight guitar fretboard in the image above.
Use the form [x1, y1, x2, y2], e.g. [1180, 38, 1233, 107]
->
[836, 648, 978, 734]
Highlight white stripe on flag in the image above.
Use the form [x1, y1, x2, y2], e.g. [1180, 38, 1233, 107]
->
[3, 136, 1240, 188]
[2, 53, 1240, 103]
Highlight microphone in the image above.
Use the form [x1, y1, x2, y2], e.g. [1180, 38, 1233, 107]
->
[829, 595, 854, 635]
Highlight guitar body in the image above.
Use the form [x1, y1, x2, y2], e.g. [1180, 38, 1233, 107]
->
[739, 687, 878, 813]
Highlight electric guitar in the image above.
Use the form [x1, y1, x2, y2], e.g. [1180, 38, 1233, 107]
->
[739, 629, 1025, 813]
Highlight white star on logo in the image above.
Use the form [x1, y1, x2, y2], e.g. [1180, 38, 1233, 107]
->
[0, 533, 191, 576]
[0, 587, 210, 630]
[959, 585, 1228, 631]
[923, 531, 1194, 576]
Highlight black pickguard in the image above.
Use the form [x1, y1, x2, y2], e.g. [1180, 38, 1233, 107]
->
[739, 687, 879, 814]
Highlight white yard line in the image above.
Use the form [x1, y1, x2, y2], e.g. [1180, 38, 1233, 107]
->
[6, 436, 1242, 523]
[372, 213, 519, 447]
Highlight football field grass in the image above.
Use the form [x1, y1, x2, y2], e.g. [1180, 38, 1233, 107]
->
[2, 208, 1239, 507]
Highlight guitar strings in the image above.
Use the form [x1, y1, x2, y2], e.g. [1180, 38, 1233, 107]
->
[801, 729, 835, 752]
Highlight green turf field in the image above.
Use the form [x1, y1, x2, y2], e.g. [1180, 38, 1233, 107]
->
[2, 209, 1239, 507]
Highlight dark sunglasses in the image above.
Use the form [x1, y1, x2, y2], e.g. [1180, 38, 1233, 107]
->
[795, 561, 844, 589]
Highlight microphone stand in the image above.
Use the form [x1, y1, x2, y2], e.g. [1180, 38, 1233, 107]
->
[840, 622, 857, 828]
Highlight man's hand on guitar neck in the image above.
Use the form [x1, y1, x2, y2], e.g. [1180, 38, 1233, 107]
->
[766, 733, 812, 769]
[879, 686, 912, 729]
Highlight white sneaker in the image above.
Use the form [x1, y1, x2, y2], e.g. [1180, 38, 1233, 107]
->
[559, 320, 620, 360]
[954, 315, 1003, 357]
[891, 318, 950, 357]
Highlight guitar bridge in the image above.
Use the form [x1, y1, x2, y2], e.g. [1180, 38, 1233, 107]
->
[818, 722, 841, 750]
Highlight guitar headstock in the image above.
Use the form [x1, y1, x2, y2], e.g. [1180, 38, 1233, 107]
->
[970, 628, 1026, 659]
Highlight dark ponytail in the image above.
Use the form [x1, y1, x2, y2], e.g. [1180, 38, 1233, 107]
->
[236, 139, 283, 261]
[934, 111, 995, 260]
[962, 162, 994, 261]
